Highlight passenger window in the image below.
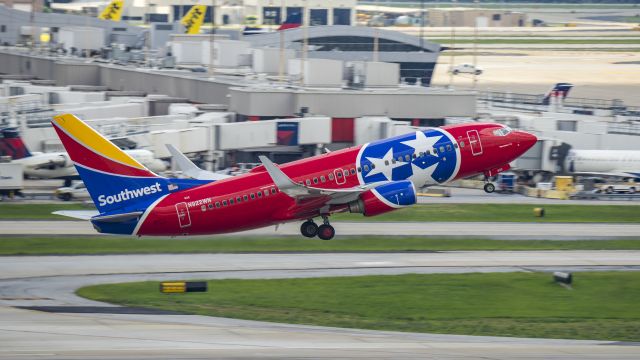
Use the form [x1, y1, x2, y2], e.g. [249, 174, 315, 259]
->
[230, 198, 235, 205]
[306, 179, 311, 185]
[250, 193, 255, 199]
[313, 177, 318, 184]
[385, 160, 389, 166]
[320, 175, 326, 182]
[433, 148, 438, 155]
[329, 173, 335, 180]
[271, 188, 277, 194]
[337, 171, 343, 178]
[440, 146, 445, 153]
[343, 170, 349, 177]
[460, 141, 465, 148]
[208, 203, 214, 209]
[426, 150, 430, 155]
[243, 195, 248, 201]
[257, 191, 262, 198]
[412, 153, 417, 159]
[264, 190, 269, 196]
[454, 143, 459, 149]
[357, 167, 362, 173]
[446, 144, 452, 152]
[236, 196, 242, 203]
[215, 202, 221, 208]
[363, 165, 369, 172]
[405, 154, 410, 161]
[397, 156, 403, 162]
[222, 200, 228, 206]
[350, 168, 356, 175]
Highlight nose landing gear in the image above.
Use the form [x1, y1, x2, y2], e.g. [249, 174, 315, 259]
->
[300, 215, 335, 240]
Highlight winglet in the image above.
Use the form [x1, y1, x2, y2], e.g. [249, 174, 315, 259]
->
[166, 144, 230, 181]
[258, 156, 307, 196]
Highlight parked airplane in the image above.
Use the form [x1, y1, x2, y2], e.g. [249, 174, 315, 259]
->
[52, 114, 536, 239]
[0, 127, 166, 185]
[98, 0, 124, 21]
[566, 149, 640, 179]
[243, 10, 303, 35]
[181, 5, 207, 34]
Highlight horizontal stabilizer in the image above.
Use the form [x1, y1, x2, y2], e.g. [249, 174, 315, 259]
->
[53, 210, 99, 220]
[92, 211, 144, 223]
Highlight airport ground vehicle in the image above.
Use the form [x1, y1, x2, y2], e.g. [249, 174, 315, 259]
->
[595, 181, 637, 194]
[52, 114, 536, 239]
[0, 162, 23, 198]
[55, 181, 90, 201]
[449, 64, 482, 75]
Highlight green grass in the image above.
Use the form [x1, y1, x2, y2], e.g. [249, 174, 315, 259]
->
[2, 236, 640, 255]
[0, 203, 92, 220]
[2, 203, 639, 223]
[333, 204, 640, 223]
[77, 272, 640, 341]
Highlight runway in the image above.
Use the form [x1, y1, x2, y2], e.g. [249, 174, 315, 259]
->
[1, 252, 639, 359]
[3, 220, 640, 239]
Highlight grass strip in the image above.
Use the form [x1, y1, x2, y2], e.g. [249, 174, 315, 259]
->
[77, 272, 640, 342]
[2, 203, 639, 223]
[2, 236, 640, 255]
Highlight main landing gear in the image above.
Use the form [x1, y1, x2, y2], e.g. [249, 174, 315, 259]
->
[300, 215, 335, 240]
[483, 173, 496, 193]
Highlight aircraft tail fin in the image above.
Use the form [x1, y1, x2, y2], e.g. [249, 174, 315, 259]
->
[542, 83, 574, 105]
[181, 5, 207, 34]
[51, 114, 170, 215]
[278, 11, 302, 31]
[0, 128, 32, 160]
[98, 0, 124, 21]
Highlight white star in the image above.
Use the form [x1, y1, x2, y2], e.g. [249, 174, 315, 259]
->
[401, 131, 442, 158]
[408, 162, 439, 187]
[365, 148, 407, 181]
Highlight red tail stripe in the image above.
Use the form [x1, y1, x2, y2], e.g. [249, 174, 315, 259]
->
[53, 124, 156, 177]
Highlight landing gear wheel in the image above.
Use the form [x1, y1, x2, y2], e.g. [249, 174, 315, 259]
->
[484, 183, 496, 193]
[300, 221, 318, 238]
[317, 224, 335, 241]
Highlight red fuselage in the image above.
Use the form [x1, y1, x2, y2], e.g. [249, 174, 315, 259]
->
[132, 123, 536, 236]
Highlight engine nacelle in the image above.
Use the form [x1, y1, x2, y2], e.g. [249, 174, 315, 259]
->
[348, 180, 417, 217]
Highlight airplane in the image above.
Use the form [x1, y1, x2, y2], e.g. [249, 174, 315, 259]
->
[0, 127, 166, 185]
[181, 5, 207, 35]
[51, 113, 536, 239]
[98, 0, 124, 22]
[565, 149, 640, 179]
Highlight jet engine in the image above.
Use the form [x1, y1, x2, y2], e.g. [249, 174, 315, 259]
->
[348, 180, 417, 217]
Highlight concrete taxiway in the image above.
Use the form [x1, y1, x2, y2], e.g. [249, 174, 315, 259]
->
[3, 220, 640, 239]
[1, 252, 639, 359]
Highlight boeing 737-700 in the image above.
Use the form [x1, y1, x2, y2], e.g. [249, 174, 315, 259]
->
[52, 114, 536, 240]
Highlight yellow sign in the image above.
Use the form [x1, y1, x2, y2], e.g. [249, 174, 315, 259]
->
[160, 282, 186, 293]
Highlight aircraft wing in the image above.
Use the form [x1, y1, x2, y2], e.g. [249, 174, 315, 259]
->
[166, 144, 232, 181]
[259, 155, 376, 207]
[573, 171, 640, 178]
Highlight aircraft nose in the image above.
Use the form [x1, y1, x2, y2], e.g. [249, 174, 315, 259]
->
[517, 131, 537, 151]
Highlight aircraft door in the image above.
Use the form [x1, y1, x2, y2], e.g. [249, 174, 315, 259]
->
[175, 202, 191, 228]
[467, 130, 483, 156]
[334, 168, 346, 185]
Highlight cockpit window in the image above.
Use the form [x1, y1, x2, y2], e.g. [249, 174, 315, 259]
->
[493, 126, 513, 136]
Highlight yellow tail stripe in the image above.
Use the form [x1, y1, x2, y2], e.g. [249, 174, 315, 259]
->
[52, 114, 146, 170]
